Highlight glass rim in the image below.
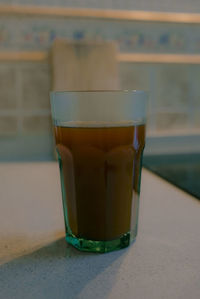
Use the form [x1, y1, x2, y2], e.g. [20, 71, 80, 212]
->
[50, 89, 148, 96]
[50, 89, 147, 125]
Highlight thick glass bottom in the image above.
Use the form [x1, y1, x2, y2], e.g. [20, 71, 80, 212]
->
[66, 232, 136, 253]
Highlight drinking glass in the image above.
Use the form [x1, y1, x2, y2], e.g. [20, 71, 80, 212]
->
[50, 91, 147, 253]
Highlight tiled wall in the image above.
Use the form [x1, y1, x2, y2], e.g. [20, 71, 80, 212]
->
[120, 63, 200, 135]
[1, 61, 200, 138]
[0, 62, 51, 136]
[1, 0, 200, 13]
[1, 10, 200, 159]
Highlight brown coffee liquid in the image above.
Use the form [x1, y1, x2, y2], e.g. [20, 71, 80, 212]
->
[55, 123, 145, 241]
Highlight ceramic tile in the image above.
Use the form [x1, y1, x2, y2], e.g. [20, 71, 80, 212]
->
[189, 65, 200, 107]
[22, 115, 52, 132]
[0, 68, 17, 109]
[21, 67, 50, 110]
[194, 108, 200, 128]
[119, 63, 149, 91]
[0, 116, 18, 134]
[155, 65, 189, 109]
[155, 112, 188, 131]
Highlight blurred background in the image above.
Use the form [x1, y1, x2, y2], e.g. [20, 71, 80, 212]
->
[0, 1, 200, 197]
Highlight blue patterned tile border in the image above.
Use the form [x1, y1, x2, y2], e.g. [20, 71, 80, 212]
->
[1, 16, 200, 53]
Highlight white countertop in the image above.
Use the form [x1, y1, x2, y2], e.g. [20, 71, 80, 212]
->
[0, 162, 200, 299]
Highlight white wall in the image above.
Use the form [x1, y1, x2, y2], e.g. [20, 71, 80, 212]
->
[0, 0, 200, 13]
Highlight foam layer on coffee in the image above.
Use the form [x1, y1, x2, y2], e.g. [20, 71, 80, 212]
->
[55, 120, 145, 128]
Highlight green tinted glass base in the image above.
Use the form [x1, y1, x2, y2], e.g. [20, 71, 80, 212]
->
[66, 232, 135, 253]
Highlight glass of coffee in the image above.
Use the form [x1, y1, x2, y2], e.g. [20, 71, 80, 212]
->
[50, 91, 147, 253]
